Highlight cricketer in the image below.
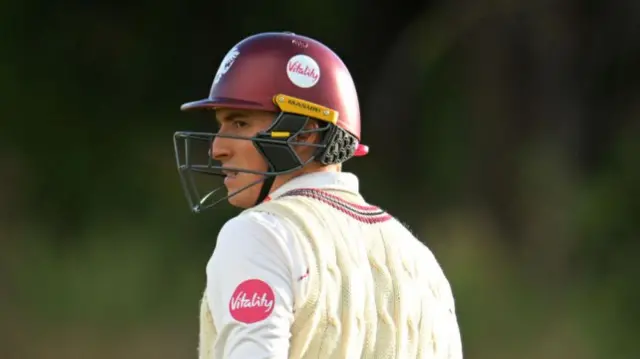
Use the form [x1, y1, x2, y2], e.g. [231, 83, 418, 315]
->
[172, 31, 464, 359]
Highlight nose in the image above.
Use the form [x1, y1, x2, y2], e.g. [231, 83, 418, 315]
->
[210, 135, 231, 161]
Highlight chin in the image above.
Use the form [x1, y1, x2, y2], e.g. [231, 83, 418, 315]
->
[227, 190, 255, 209]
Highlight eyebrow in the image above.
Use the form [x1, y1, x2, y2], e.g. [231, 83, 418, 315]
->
[215, 111, 249, 125]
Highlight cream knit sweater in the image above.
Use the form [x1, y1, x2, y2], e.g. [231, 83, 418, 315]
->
[199, 188, 463, 359]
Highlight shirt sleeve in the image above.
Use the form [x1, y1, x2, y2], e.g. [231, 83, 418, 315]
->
[205, 211, 296, 359]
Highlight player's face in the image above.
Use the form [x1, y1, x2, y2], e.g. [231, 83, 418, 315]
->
[211, 108, 275, 208]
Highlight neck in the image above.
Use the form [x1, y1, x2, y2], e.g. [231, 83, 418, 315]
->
[269, 163, 339, 195]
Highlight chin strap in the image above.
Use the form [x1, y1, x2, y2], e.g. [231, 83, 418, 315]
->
[255, 175, 276, 205]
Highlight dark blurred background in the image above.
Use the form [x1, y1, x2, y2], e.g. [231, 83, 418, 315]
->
[1, 0, 638, 358]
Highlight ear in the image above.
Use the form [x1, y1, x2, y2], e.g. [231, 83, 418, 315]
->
[292, 119, 321, 160]
[295, 119, 320, 143]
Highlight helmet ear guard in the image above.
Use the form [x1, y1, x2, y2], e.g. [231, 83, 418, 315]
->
[265, 94, 359, 167]
[254, 111, 358, 173]
[254, 112, 321, 173]
[315, 125, 358, 165]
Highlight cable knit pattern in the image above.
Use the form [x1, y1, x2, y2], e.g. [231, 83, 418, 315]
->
[199, 189, 463, 359]
[199, 292, 217, 359]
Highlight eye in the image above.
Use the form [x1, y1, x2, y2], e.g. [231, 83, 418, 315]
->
[232, 120, 248, 129]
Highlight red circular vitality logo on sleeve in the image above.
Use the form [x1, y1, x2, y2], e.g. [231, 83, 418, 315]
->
[228, 279, 275, 324]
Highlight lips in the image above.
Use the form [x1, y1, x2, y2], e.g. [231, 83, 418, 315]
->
[222, 169, 239, 187]
[222, 169, 238, 178]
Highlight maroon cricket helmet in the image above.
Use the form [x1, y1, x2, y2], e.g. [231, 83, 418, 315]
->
[173, 32, 368, 213]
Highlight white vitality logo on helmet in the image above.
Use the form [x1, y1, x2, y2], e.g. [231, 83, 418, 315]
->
[213, 47, 240, 85]
[286, 54, 320, 88]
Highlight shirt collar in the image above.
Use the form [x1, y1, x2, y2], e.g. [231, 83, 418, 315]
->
[266, 171, 360, 201]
